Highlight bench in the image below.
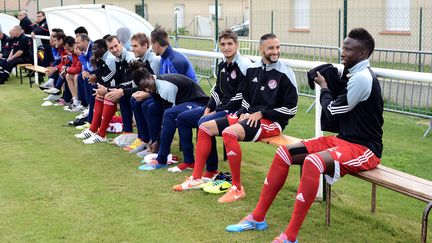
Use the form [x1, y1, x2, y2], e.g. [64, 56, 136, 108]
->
[261, 134, 432, 243]
[22, 65, 47, 87]
[16, 63, 33, 85]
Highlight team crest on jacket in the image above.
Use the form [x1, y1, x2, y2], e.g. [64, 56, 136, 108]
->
[268, 79, 278, 89]
[230, 70, 237, 79]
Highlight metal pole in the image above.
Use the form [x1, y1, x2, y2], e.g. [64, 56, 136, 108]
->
[37, 0, 39, 11]
[343, 0, 347, 38]
[141, 0, 145, 18]
[215, 0, 219, 50]
[418, 7, 423, 72]
[3, 0, 6, 13]
[61, 0, 63, 6]
[174, 12, 178, 47]
[18, 0, 21, 11]
[338, 8, 341, 47]
[271, 10, 274, 34]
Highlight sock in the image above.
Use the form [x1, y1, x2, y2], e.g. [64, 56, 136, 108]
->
[203, 170, 219, 179]
[252, 146, 292, 222]
[89, 97, 104, 133]
[192, 126, 213, 180]
[284, 153, 325, 242]
[96, 99, 117, 137]
[222, 130, 242, 189]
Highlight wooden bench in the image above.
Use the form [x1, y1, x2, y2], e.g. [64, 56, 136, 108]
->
[16, 63, 33, 85]
[22, 65, 47, 87]
[261, 134, 432, 243]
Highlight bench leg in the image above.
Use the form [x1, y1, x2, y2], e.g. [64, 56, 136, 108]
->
[325, 184, 331, 226]
[371, 183, 376, 213]
[422, 201, 432, 243]
[19, 67, 23, 85]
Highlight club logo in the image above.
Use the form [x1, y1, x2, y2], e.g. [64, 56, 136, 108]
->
[268, 79, 278, 89]
[230, 70, 237, 79]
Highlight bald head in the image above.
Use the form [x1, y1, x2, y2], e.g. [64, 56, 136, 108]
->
[17, 11, 28, 20]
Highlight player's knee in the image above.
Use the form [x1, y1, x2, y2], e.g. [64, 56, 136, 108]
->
[274, 145, 292, 166]
[303, 154, 325, 174]
[221, 128, 238, 140]
[198, 124, 213, 137]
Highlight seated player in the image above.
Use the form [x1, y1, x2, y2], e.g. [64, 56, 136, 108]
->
[173, 33, 298, 204]
[226, 28, 383, 243]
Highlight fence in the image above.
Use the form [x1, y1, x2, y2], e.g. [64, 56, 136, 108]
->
[171, 36, 432, 137]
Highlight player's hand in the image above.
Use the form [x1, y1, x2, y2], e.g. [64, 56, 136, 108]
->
[239, 113, 249, 122]
[82, 70, 90, 79]
[132, 91, 149, 101]
[313, 71, 328, 89]
[93, 83, 108, 97]
[202, 107, 212, 117]
[105, 88, 123, 102]
[246, 111, 262, 128]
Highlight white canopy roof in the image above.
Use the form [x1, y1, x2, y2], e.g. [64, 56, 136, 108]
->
[0, 13, 20, 34]
[44, 4, 154, 40]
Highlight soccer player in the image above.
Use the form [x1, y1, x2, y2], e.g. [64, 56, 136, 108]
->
[101, 35, 136, 135]
[75, 39, 117, 144]
[0, 30, 12, 59]
[150, 27, 196, 81]
[127, 62, 210, 171]
[170, 29, 252, 175]
[173, 33, 298, 204]
[75, 33, 95, 118]
[125, 33, 161, 153]
[226, 28, 383, 243]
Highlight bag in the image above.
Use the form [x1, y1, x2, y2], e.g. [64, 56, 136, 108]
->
[109, 133, 138, 148]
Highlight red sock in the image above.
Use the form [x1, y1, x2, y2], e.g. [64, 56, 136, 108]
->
[285, 154, 325, 242]
[222, 130, 242, 189]
[203, 170, 219, 179]
[252, 146, 292, 222]
[192, 126, 213, 180]
[96, 99, 117, 137]
[89, 97, 104, 133]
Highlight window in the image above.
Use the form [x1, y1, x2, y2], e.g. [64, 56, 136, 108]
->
[386, 0, 410, 31]
[293, 0, 309, 29]
[135, 4, 148, 20]
[209, 4, 222, 20]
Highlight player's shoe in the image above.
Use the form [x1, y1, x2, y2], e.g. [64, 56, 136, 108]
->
[218, 185, 246, 203]
[83, 134, 107, 144]
[74, 128, 94, 139]
[272, 233, 298, 243]
[167, 162, 195, 172]
[225, 214, 268, 232]
[173, 176, 208, 191]
[124, 138, 144, 151]
[203, 180, 232, 194]
[138, 159, 167, 171]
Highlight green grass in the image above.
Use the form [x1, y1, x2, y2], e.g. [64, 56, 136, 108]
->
[0, 77, 431, 242]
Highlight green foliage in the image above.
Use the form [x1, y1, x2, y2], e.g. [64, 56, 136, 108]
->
[0, 78, 430, 242]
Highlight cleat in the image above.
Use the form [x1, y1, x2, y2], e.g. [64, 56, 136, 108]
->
[75, 122, 90, 130]
[203, 180, 232, 194]
[226, 214, 268, 232]
[43, 94, 61, 101]
[218, 185, 246, 203]
[82, 134, 107, 144]
[44, 87, 61, 94]
[138, 159, 167, 171]
[272, 233, 297, 243]
[39, 78, 54, 90]
[137, 148, 152, 158]
[124, 138, 144, 151]
[172, 176, 208, 191]
[74, 128, 94, 139]
[53, 98, 68, 107]
[167, 162, 195, 173]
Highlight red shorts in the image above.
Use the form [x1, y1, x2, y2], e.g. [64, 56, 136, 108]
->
[303, 136, 381, 184]
[226, 114, 281, 142]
